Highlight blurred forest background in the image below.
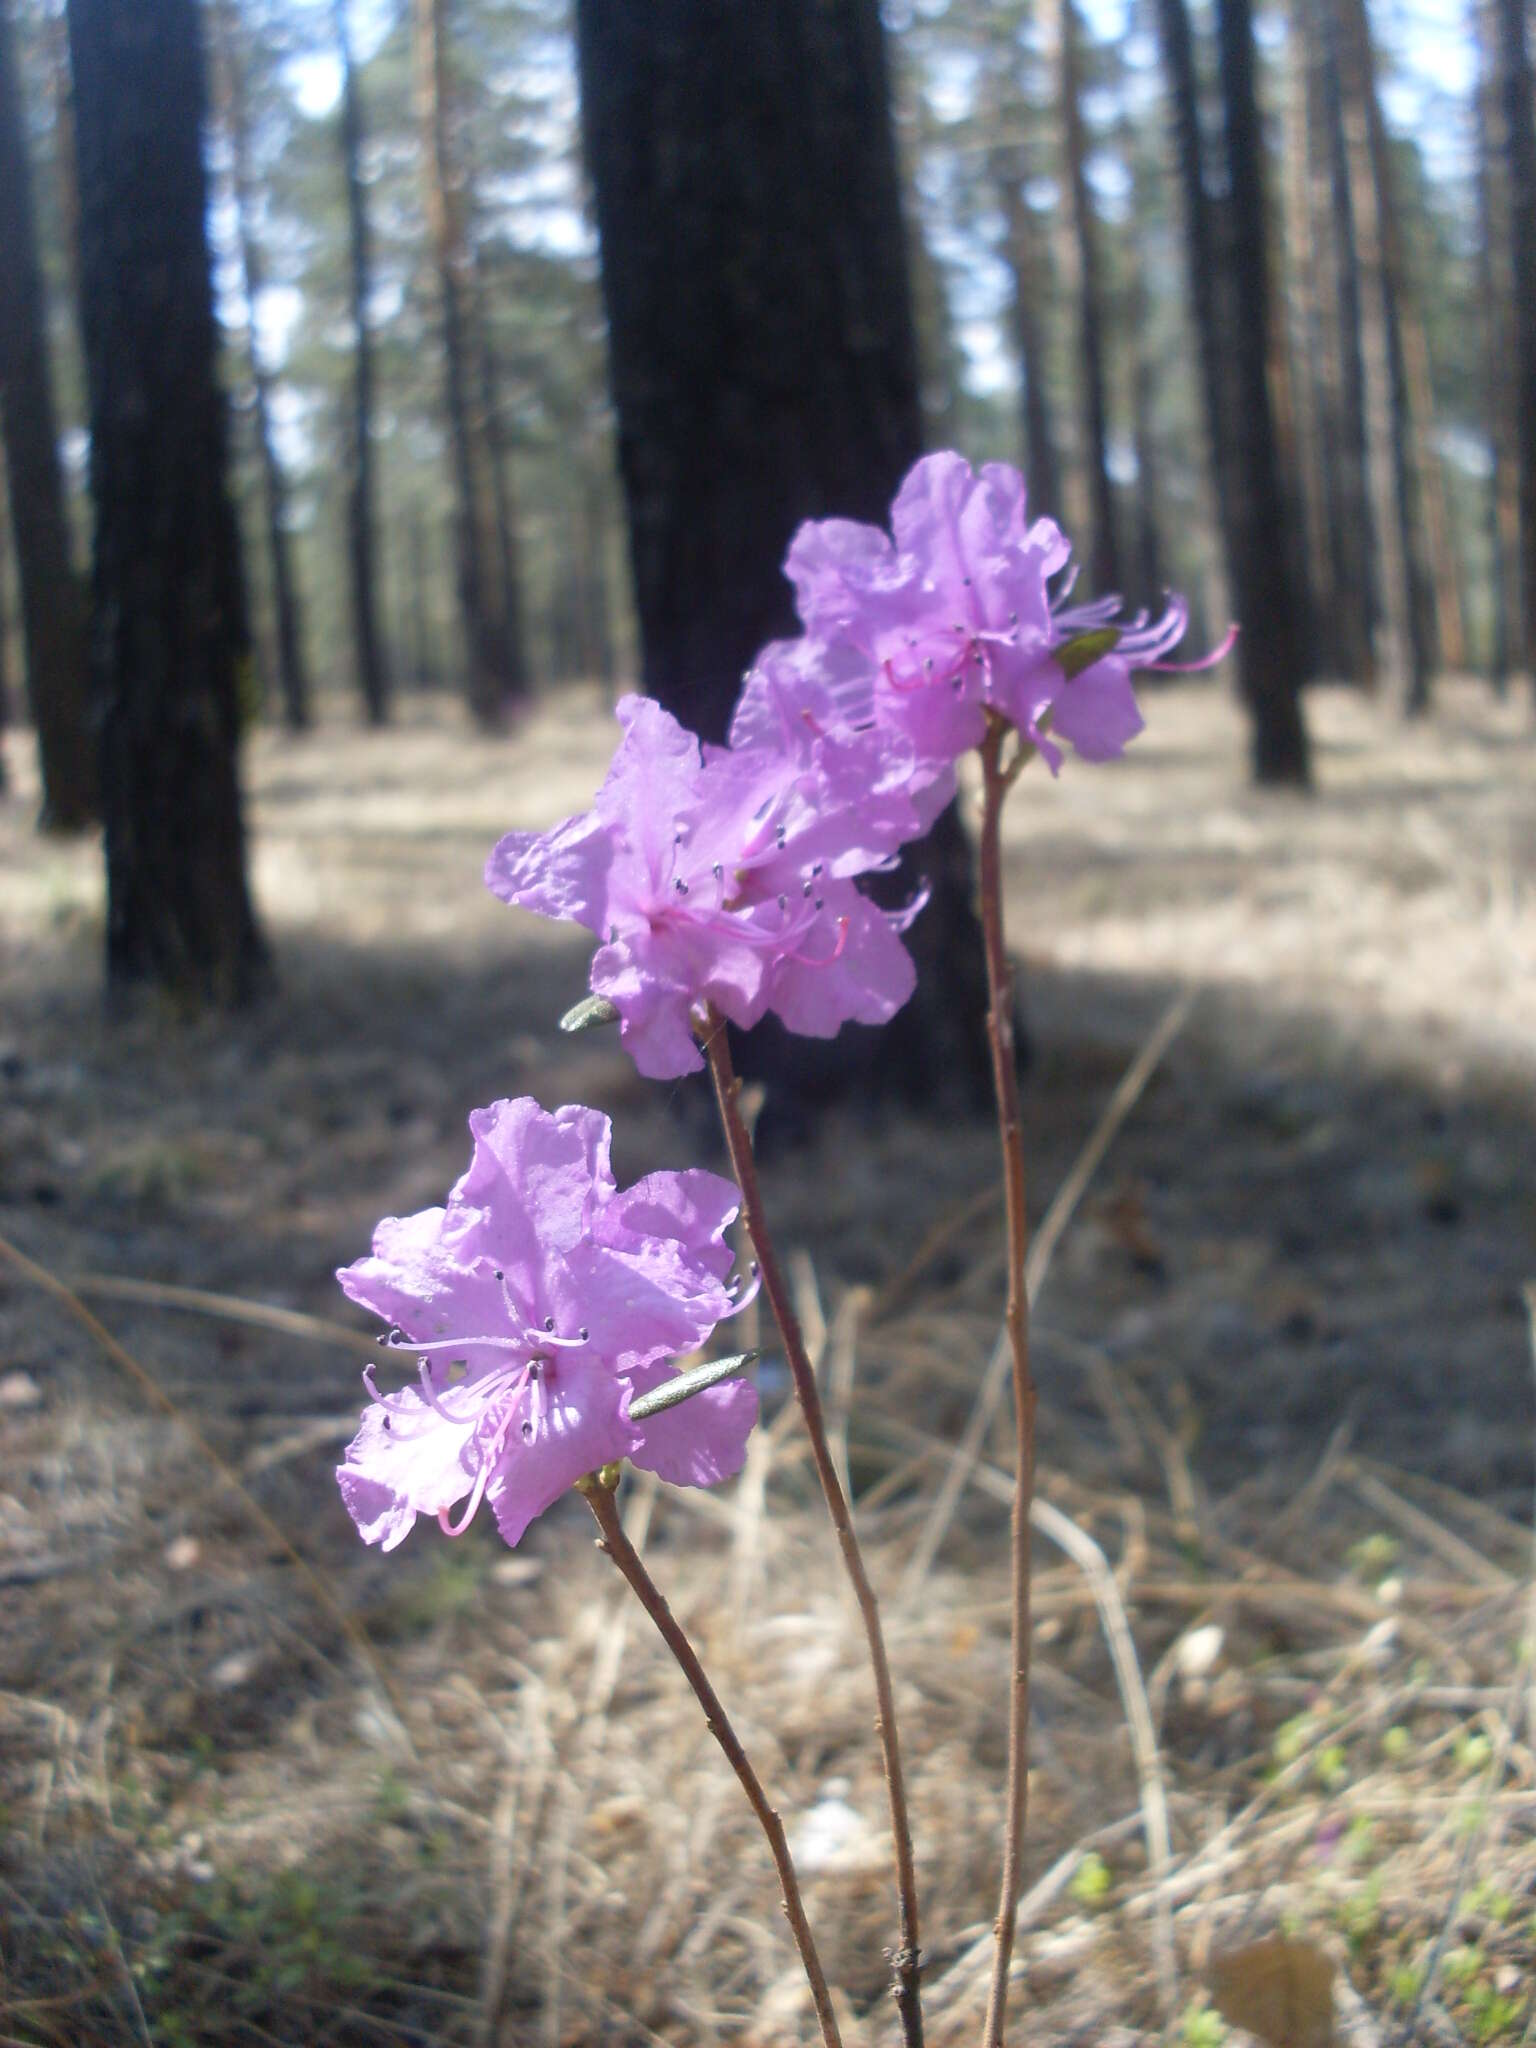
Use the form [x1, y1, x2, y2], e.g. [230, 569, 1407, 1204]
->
[2, 0, 1534, 872]
[3, 3, 1536, 2044]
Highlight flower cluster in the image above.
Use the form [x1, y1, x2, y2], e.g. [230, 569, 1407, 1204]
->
[490, 451, 1186, 1077]
[338, 451, 1194, 1556]
[336, 1097, 758, 1550]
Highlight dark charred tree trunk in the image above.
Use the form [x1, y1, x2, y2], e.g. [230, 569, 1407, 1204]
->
[334, 0, 390, 725]
[1284, 2, 1338, 674]
[1151, 0, 1237, 570]
[0, 0, 95, 829]
[1054, 0, 1119, 595]
[1306, 0, 1376, 682]
[0, 476, 12, 790]
[574, 0, 993, 1113]
[1213, 0, 1311, 783]
[67, 0, 263, 1005]
[214, 0, 309, 732]
[1156, 0, 1310, 782]
[1496, 0, 1536, 688]
[1474, 0, 1520, 688]
[414, 0, 525, 730]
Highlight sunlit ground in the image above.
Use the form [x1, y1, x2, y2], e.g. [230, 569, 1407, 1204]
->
[1, 675, 1533, 2044]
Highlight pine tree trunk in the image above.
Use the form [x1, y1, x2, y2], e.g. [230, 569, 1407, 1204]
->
[414, 0, 524, 730]
[1334, 0, 1433, 712]
[334, 0, 390, 725]
[0, 478, 12, 790]
[1304, 0, 1375, 683]
[995, 156, 1063, 521]
[0, 0, 95, 829]
[67, 0, 263, 1004]
[573, 0, 993, 1111]
[1283, 1, 1339, 674]
[1474, 0, 1520, 689]
[1215, 0, 1312, 783]
[471, 246, 529, 697]
[1312, 0, 1379, 679]
[214, 0, 310, 732]
[1496, 0, 1536, 689]
[1053, 0, 1119, 596]
[1350, 0, 1461, 686]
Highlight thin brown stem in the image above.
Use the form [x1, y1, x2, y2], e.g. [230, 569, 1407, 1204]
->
[977, 712, 1038, 2048]
[700, 1016, 924, 2048]
[579, 1475, 842, 2048]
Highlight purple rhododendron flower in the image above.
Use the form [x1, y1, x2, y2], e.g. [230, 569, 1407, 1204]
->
[336, 1097, 758, 1550]
[486, 694, 934, 1078]
[744, 450, 1189, 773]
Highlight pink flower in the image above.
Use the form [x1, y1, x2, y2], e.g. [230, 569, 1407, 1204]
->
[743, 450, 1188, 773]
[486, 695, 933, 1079]
[335, 1097, 758, 1550]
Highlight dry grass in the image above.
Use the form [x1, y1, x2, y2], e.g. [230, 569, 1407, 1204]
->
[1, 676, 1533, 2045]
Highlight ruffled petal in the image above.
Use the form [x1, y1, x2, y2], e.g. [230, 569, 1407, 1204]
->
[484, 810, 613, 934]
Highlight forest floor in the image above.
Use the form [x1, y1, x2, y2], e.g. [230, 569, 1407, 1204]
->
[1, 675, 1534, 2047]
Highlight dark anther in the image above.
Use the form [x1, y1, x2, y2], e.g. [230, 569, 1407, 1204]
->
[544, 1315, 555, 1331]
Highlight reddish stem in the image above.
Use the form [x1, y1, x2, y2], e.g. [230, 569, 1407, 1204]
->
[581, 1476, 843, 2048]
[977, 713, 1038, 2048]
[701, 1018, 925, 2048]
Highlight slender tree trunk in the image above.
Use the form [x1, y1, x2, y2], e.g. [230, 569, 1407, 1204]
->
[576, 426, 615, 687]
[0, 475, 12, 789]
[1124, 139, 1165, 609]
[1351, 1, 1463, 681]
[1052, 0, 1119, 595]
[1214, 0, 1311, 781]
[1304, 0, 1373, 682]
[214, 0, 310, 732]
[995, 154, 1063, 521]
[1284, 0, 1340, 674]
[0, 0, 95, 829]
[471, 246, 529, 695]
[1496, 0, 1536, 689]
[414, 0, 525, 729]
[1334, 0, 1433, 712]
[574, 0, 993, 1111]
[1151, 0, 1238, 592]
[406, 500, 432, 690]
[1474, 0, 1519, 688]
[333, 0, 390, 725]
[67, 0, 263, 1004]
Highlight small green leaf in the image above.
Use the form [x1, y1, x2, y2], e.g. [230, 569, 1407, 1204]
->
[628, 1351, 759, 1420]
[1054, 627, 1120, 681]
[560, 993, 621, 1034]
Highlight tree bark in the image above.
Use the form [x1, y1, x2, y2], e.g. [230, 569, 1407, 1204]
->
[67, 0, 264, 1005]
[1496, 0, 1536, 689]
[1474, 0, 1520, 689]
[0, 0, 95, 829]
[995, 153, 1063, 522]
[413, 0, 525, 730]
[333, 0, 390, 725]
[1213, 0, 1312, 782]
[573, 0, 992, 1111]
[1052, 0, 1119, 597]
[213, 0, 310, 732]
[1333, 0, 1434, 712]
[0, 474, 12, 789]
[1283, 0, 1339, 674]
